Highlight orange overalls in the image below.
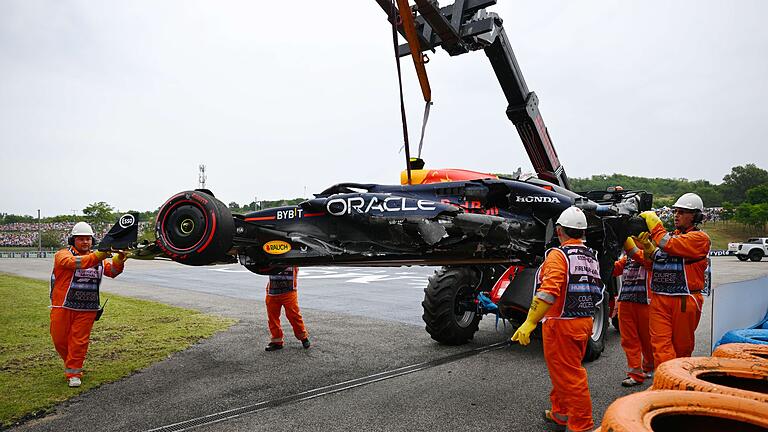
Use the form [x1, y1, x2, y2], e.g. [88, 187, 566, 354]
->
[613, 249, 654, 383]
[265, 266, 308, 345]
[648, 225, 710, 367]
[50, 248, 123, 379]
[535, 239, 603, 432]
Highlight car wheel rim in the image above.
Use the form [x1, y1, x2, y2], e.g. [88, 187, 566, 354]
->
[163, 202, 208, 250]
[592, 300, 605, 342]
[454, 284, 476, 328]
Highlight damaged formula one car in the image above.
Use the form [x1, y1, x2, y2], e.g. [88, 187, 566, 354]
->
[135, 0, 654, 361]
[137, 168, 652, 361]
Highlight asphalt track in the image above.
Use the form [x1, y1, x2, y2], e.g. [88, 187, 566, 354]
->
[3, 257, 768, 432]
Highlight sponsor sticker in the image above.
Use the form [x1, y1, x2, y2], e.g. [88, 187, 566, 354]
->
[263, 240, 291, 255]
[119, 214, 136, 228]
[515, 195, 561, 203]
[325, 196, 437, 216]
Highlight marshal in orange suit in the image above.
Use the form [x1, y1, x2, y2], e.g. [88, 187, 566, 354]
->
[50, 222, 125, 388]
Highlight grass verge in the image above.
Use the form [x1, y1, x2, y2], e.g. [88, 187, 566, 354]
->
[702, 221, 767, 250]
[0, 273, 235, 428]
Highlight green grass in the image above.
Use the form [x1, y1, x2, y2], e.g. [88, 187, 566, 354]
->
[701, 221, 767, 250]
[0, 273, 235, 428]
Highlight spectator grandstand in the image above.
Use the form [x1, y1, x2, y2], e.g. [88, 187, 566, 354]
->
[0, 222, 150, 247]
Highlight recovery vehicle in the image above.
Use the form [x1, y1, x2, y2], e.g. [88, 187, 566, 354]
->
[127, 1, 652, 361]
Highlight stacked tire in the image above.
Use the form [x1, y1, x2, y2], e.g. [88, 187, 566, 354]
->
[598, 351, 768, 430]
[712, 343, 768, 362]
[598, 390, 768, 432]
[651, 356, 768, 403]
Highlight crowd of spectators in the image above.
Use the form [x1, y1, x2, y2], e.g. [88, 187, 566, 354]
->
[0, 222, 150, 247]
[654, 207, 723, 223]
[0, 222, 73, 232]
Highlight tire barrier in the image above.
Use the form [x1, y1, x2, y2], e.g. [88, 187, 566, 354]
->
[598, 390, 768, 432]
[716, 328, 768, 347]
[712, 343, 768, 363]
[651, 356, 768, 403]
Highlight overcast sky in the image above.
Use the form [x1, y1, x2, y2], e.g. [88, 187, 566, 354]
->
[2, 0, 767, 216]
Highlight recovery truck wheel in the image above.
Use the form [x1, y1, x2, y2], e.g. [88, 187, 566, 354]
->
[422, 266, 481, 345]
[584, 290, 610, 362]
[155, 190, 234, 266]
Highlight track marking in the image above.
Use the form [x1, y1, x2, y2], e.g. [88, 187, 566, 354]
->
[145, 341, 508, 432]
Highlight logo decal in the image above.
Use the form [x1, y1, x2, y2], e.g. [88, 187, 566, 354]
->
[263, 240, 291, 255]
[119, 214, 136, 228]
[515, 196, 561, 203]
[326, 196, 437, 216]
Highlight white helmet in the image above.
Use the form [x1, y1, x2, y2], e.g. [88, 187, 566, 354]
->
[556, 206, 588, 230]
[70, 221, 95, 237]
[672, 193, 704, 211]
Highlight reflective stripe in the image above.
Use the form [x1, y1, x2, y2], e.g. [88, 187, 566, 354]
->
[65, 368, 82, 374]
[629, 246, 641, 256]
[658, 233, 671, 249]
[75, 256, 82, 269]
[536, 291, 556, 304]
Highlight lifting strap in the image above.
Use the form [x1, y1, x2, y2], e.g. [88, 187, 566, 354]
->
[391, 1, 413, 184]
[391, 0, 433, 184]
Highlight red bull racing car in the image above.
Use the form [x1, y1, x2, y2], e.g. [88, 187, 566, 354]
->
[126, 0, 656, 360]
[133, 168, 652, 361]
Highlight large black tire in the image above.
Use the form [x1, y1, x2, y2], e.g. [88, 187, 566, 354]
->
[737, 255, 749, 261]
[155, 190, 234, 266]
[749, 250, 764, 262]
[422, 267, 482, 345]
[584, 291, 610, 362]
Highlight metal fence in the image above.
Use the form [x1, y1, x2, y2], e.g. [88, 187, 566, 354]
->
[0, 251, 55, 258]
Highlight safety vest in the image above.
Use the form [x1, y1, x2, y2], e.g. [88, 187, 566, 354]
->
[50, 248, 103, 311]
[618, 260, 649, 304]
[267, 267, 296, 296]
[650, 250, 693, 296]
[536, 245, 603, 318]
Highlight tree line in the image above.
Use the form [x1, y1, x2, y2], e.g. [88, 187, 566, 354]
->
[570, 164, 768, 229]
[2, 164, 767, 232]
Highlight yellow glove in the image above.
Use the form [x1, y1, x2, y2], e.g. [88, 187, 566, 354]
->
[511, 320, 537, 346]
[113, 252, 127, 265]
[511, 297, 552, 346]
[93, 251, 108, 260]
[634, 232, 657, 257]
[623, 237, 637, 253]
[639, 211, 662, 232]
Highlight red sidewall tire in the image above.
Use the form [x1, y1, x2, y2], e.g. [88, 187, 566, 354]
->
[156, 190, 234, 266]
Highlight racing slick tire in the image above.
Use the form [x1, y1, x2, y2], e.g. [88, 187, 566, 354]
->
[737, 254, 749, 261]
[155, 190, 234, 266]
[583, 295, 609, 362]
[422, 266, 482, 345]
